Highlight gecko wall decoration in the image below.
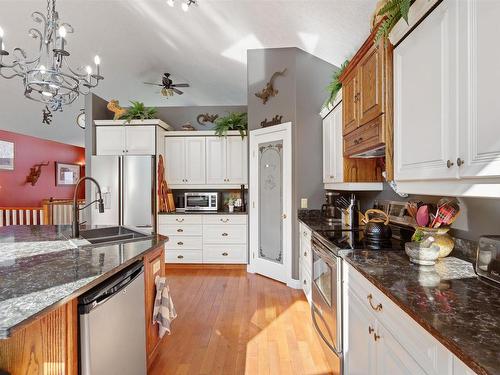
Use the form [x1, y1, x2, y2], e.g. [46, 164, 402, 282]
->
[255, 68, 287, 105]
[260, 115, 283, 128]
[26, 162, 50, 186]
[196, 113, 219, 126]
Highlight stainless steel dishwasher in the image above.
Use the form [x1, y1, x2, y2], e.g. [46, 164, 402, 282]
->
[79, 261, 146, 375]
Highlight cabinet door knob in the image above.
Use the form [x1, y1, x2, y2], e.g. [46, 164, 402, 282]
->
[303, 279, 307, 285]
[222, 252, 228, 256]
[368, 326, 374, 334]
[446, 160, 454, 168]
[177, 241, 184, 246]
[304, 251, 307, 257]
[374, 333, 381, 342]
[457, 157, 464, 166]
[367, 294, 383, 312]
[358, 137, 363, 143]
[177, 255, 184, 259]
[177, 228, 184, 233]
[222, 232, 228, 237]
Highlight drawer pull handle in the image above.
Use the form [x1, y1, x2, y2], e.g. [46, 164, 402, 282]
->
[177, 241, 184, 246]
[177, 255, 184, 259]
[304, 251, 307, 257]
[303, 231, 307, 237]
[374, 333, 381, 342]
[176, 218, 185, 222]
[220, 218, 230, 223]
[177, 229, 184, 233]
[368, 326, 374, 334]
[222, 232, 228, 237]
[303, 279, 307, 285]
[367, 294, 383, 312]
[222, 252, 228, 256]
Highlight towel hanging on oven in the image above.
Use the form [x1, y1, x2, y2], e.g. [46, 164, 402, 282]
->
[153, 275, 177, 338]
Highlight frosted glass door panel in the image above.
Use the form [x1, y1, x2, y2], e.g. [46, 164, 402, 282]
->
[258, 141, 283, 264]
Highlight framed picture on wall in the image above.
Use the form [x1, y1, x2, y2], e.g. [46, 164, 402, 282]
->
[55, 162, 81, 186]
[0, 140, 14, 170]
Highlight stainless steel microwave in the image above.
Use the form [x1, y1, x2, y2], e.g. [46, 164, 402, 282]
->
[184, 192, 219, 211]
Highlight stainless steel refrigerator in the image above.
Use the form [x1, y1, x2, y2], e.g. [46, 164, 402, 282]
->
[90, 155, 155, 233]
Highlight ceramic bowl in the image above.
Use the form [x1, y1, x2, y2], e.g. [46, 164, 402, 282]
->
[405, 241, 441, 266]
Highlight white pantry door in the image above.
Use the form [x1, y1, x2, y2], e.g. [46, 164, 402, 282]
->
[248, 123, 292, 285]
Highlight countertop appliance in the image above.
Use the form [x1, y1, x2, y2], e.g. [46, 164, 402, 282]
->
[90, 155, 155, 233]
[476, 235, 500, 285]
[184, 192, 219, 211]
[79, 261, 146, 375]
[321, 191, 339, 224]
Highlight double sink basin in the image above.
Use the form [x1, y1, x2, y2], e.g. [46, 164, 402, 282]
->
[78, 226, 149, 245]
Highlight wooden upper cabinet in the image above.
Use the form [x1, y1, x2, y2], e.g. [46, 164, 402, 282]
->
[358, 40, 384, 125]
[342, 72, 359, 135]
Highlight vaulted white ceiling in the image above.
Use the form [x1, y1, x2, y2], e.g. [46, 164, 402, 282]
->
[0, 0, 376, 146]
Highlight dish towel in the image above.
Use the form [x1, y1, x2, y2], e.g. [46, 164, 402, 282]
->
[153, 275, 177, 338]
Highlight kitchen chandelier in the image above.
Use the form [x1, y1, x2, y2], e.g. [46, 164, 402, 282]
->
[0, 0, 103, 111]
[166, 0, 198, 12]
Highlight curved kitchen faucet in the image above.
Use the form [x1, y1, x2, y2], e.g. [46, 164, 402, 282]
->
[72, 176, 105, 238]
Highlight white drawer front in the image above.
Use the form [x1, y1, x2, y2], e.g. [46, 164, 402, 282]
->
[203, 225, 247, 244]
[158, 214, 202, 225]
[203, 215, 247, 225]
[159, 224, 202, 236]
[203, 244, 247, 264]
[164, 235, 202, 250]
[165, 250, 202, 263]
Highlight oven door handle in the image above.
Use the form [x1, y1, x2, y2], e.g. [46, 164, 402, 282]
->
[311, 304, 342, 357]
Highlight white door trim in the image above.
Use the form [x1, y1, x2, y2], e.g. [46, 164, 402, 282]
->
[248, 122, 293, 286]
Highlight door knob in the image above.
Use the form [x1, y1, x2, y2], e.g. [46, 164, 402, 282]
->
[446, 160, 454, 168]
[368, 326, 374, 334]
[457, 157, 464, 166]
[374, 333, 381, 342]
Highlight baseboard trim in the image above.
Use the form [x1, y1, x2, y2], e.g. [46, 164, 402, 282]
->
[165, 264, 247, 270]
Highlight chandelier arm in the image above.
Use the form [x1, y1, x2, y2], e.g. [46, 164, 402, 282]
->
[0, 70, 23, 79]
[27, 28, 44, 53]
[62, 59, 89, 79]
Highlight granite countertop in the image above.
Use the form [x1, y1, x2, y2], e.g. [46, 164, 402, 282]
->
[0, 225, 167, 339]
[298, 209, 344, 231]
[344, 251, 500, 375]
[158, 210, 247, 215]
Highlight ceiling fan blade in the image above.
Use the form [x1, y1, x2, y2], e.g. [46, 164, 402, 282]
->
[172, 83, 190, 88]
[144, 82, 163, 86]
[172, 88, 184, 95]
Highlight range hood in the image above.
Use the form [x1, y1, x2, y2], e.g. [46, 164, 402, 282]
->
[350, 145, 386, 158]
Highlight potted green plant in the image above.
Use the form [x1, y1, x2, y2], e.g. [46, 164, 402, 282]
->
[375, 0, 412, 41]
[214, 112, 248, 139]
[121, 101, 157, 123]
[225, 196, 237, 213]
[323, 60, 349, 110]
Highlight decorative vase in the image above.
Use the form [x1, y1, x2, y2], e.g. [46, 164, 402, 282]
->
[228, 204, 234, 213]
[412, 227, 455, 258]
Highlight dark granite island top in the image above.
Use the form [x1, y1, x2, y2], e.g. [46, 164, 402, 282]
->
[0, 225, 167, 339]
[344, 251, 500, 375]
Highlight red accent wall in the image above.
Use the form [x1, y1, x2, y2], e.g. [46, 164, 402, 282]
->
[0, 130, 85, 207]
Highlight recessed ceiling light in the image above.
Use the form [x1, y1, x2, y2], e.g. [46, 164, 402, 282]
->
[166, 0, 174, 7]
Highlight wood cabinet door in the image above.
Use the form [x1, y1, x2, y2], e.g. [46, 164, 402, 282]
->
[144, 245, 166, 366]
[226, 136, 248, 184]
[125, 126, 155, 155]
[458, 0, 500, 178]
[185, 137, 206, 184]
[205, 136, 226, 184]
[96, 126, 125, 155]
[164, 137, 186, 185]
[342, 72, 359, 135]
[344, 288, 377, 375]
[358, 41, 384, 126]
[394, 0, 459, 181]
[375, 323, 426, 375]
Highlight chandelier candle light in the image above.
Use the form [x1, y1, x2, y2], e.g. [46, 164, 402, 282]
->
[0, 0, 103, 111]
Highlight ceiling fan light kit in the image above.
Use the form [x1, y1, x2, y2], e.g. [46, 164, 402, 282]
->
[0, 0, 103, 111]
[144, 72, 190, 97]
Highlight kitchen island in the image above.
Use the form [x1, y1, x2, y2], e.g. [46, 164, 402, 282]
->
[0, 225, 167, 374]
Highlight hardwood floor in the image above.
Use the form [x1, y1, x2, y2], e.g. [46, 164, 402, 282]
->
[149, 266, 336, 375]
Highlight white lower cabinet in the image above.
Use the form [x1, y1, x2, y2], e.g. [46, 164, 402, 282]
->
[299, 222, 312, 304]
[344, 262, 476, 375]
[158, 214, 247, 264]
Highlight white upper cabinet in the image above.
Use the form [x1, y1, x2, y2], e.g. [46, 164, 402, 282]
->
[96, 126, 155, 155]
[226, 136, 248, 184]
[323, 102, 343, 184]
[185, 137, 206, 184]
[96, 126, 126, 155]
[394, 0, 459, 181]
[206, 137, 226, 184]
[458, 0, 500, 178]
[164, 137, 186, 185]
[394, 0, 500, 196]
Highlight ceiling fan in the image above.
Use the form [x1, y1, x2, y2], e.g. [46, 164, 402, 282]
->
[144, 73, 190, 97]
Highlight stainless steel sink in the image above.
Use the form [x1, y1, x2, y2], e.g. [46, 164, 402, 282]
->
[79, 226, 147, 244]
